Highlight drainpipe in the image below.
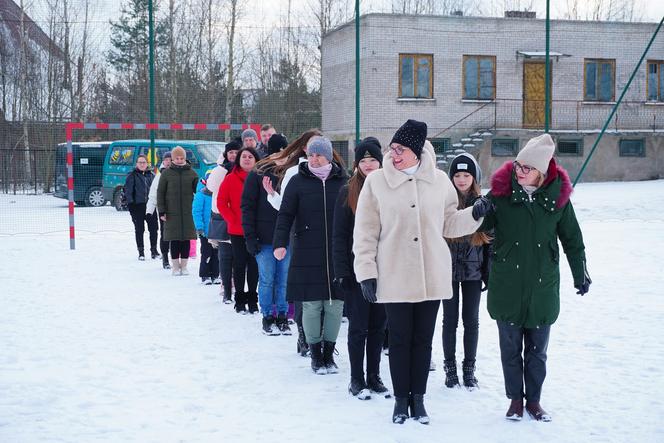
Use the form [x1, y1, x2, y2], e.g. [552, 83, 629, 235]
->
[355, 0, 360, 147]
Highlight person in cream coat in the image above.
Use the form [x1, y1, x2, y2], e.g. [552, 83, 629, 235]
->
[352, 119, 494, 425]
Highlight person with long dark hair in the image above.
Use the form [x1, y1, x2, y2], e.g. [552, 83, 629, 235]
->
[353, 120, 491, 424]
[442, 153, 493, 390]
[273, 136, 348, 374]
[333, 137, 389, 399]
[218, 146, 260, 313]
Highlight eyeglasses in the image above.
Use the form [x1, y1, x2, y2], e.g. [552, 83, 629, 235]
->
[389, 145, 408, 156]
[513, 161, 535, 174]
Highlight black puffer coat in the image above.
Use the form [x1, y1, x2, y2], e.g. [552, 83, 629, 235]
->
[273, 162, 348, 302]
[332, 185, 358, 283]
[241, 166, 279, 250]
[124, 168, 154, 205]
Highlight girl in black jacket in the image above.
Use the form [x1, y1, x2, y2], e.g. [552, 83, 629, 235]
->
[124, 154, 159, 260]
[333, 137, 389, 399]
[443, 153, 492, 390]
[273, 136, 347, 374]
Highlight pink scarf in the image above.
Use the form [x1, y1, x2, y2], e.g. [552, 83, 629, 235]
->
[308, 163, 332, 181]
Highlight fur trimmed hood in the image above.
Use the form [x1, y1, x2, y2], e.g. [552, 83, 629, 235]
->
[490, 159, 573, 209]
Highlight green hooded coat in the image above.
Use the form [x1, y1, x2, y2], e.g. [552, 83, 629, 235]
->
[157, 162, 199, 241]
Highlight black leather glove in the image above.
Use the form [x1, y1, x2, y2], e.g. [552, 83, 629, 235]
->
[472, 196, 494, 221]
[334, 276, 354, 292]
[575, 260, 592, 296]
[245, 238, 260, 256]
[360, 278, 377, 303]
[481, 274, 489, 292]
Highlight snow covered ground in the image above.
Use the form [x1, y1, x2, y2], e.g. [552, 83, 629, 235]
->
[2, 180, 664, 443]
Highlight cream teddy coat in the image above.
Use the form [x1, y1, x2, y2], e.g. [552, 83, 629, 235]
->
[352, 144, 482, 303]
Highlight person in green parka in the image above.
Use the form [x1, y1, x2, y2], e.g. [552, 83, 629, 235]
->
[479, 133, 591, 423]
[157, 146, 199, 276]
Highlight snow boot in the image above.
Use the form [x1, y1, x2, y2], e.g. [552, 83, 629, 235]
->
[526, 402, 552, 422]
[462, 359, 479, 390]
[409, 394, 430, 424]
[392, 397, 409, 424]
[180, 259, 189, 276]
[247, 291, 259, 314]
[506, 398, 524, 421]
[322, 341, 339, 374]
[348, 377, 371, 400]
[310, 342, 326, 375]
[262, 315, 279, 336]
[212, 276, 221, 285]
[367, 373, 390, 398]
[138, 249, 145, 261]
[171, 259, 181, 276]
[443, 360, 460, 388]
[276, 314, 292, 335]
[151, 248, 160, 259]
[201, 277, 211, 285]
[162, 256, 171, 269]
[234, 292, 247, 314]
[296, 325, 309, 357]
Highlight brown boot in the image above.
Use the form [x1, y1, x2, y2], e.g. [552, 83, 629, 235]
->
[505, 398, 524, 421]
[526, 402, 552, 422]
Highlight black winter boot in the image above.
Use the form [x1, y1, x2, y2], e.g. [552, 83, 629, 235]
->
[462, 359, 479, 390]
[296, 325, 309, 357]
[310, 342, 325, 375]
[409, 394, 430, 424]
[367, 373, 390, 397]
[234, 291, 247, 314]
[276, 314, 292, 335]
[162, 255, 171, 269]
[262, 315, 279, 336]
[322, 341, 338, 374]
[443, 359, 460, 388]
[138, 249, 145, 261]
[348, 376, 370, 399]
[247, 291, 259, 314]
[392, 397, 409, 424]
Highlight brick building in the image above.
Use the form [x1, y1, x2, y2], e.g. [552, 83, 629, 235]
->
[321, 13, 664, 183]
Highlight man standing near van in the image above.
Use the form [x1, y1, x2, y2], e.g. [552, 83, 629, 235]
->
[258, 124, 276, 158]
[125, 154, 159, 260]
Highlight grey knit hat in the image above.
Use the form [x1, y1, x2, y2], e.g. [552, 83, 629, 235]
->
[241, 128, 258, 142]
[306, 136, 333, 162]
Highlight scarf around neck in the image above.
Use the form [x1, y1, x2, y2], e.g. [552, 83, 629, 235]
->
[308, 163, 332, 181]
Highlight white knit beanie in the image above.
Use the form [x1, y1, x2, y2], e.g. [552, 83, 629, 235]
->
[516, 134, 555, 174]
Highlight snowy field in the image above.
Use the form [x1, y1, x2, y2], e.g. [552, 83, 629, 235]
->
[2, 180, 664, 443]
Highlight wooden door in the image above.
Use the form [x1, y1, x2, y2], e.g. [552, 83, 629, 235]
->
[522, 62, 551, 128]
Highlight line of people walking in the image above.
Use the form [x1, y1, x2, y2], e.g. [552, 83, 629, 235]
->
[124, 121, 591, 426]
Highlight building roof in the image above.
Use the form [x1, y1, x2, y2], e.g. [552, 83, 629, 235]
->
[0, 0, 64, 58]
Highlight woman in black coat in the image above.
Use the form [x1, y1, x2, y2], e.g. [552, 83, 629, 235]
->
[333, 137, 389, 399]
[273, 136, 347, 375]
[124, 154, 159, 260]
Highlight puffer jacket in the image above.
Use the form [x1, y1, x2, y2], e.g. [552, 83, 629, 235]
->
[124, 168, 154, 205]
[192, 180, 212, 237]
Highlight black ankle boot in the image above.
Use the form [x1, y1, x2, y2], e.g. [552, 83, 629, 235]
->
[392, 397, 409, 424]
[322, 341, 338, 374]
[409, 394, 429, 424]
[296, 325, 309, 357]
[462, 359, 479, 390]
[443, 359, 460, 388]
[367, 373, 389, 396]
[310, 342, 325, 374]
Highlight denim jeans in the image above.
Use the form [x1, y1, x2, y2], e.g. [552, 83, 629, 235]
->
[255, 244, 290, 317]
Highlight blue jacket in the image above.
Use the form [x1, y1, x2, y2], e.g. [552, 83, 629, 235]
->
[192, 180, 212, 236]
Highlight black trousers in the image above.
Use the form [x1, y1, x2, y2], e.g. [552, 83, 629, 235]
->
[346, 285, 387, 379]
[497, 321, 551, 402]
[385, 300, 440, 398]
[442, 280, 482, 363]
[129, 203, 158, 252]
[159, 218, 169, 258]
[198, 236, 219, 279]
[170, 240, 190, 259]
[217, 241, 234, 299]
[230, 234, 258, 298]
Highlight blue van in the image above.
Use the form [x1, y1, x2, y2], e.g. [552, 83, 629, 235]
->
[54, 142, 112, 206]
[102, 139, 225, 210]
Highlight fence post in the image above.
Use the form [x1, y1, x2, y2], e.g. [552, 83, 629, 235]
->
[66, 123, 76, 250]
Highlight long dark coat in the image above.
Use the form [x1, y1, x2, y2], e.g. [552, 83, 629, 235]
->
[479, 159, 585, 328]
[240, 166, 279, 246]
[157, 162, 198, 241]
[273, 162, 348, 302]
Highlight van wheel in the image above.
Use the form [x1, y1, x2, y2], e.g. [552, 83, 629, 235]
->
[85, 187, 106, 207]
[113, 188, 127, 211]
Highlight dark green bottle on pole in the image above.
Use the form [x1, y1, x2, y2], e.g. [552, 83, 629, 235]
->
[148, 0, 156, 166]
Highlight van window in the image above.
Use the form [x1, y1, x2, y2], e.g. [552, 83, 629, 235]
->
[109, 146, 135, 165]
[196, 143, 224, 165]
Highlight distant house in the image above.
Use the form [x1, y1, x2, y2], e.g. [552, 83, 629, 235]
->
[321, 12, 664, 183]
